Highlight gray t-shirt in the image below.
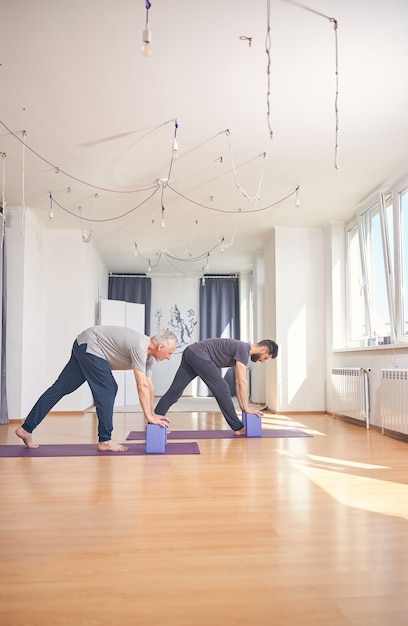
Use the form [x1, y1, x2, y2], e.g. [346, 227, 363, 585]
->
[188, 338, 250, 368]
[77, 326, 153, 375]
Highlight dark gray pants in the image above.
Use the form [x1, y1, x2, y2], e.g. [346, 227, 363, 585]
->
[155, 346, 244, 431]
[22, 341, 118, 442]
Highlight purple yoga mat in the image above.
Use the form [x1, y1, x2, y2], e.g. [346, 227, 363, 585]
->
[0, 441, 200, 457]
[126, 429, 312, 441]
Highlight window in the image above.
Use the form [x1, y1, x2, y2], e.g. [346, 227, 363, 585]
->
[347, 224, 366, 342]
[364, 201, 391, 338]
[346, 191, 395, 345]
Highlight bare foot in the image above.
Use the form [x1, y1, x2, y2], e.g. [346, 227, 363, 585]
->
[15, 426, 39, 449]
[97, 440, 129, 452]
[234, 428, 247, 437]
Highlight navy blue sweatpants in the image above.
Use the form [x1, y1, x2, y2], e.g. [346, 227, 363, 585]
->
[155, 346, 244, 431]
[22, 341, 118, 442]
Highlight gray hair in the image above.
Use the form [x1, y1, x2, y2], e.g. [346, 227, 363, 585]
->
[152, 329, 178, 347]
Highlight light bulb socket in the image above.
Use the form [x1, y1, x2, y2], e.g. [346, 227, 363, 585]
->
[141, 28, 152, 56]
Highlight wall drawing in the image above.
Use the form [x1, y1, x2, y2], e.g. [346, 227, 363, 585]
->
[155, 304, 197, 352]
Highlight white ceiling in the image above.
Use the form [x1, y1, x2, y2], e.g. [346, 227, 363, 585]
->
[2, 0, 408, 275]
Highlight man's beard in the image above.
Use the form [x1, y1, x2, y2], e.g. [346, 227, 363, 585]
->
[251, 354, 260, 362]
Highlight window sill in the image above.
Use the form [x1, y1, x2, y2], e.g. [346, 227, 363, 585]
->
[333, 343, 408, 353]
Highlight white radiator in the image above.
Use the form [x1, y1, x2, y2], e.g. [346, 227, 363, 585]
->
[380, 369, 408, 435]
[331, 368, 370, 429]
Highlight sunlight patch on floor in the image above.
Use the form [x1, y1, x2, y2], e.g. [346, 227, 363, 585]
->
[262, 414, 325, 436]
[307, 454, 389, 470]
[294, 461, 408, 519]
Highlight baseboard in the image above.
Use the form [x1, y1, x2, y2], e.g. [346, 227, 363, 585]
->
[9, 411, 86, 423]
[381, 427, 408, 443]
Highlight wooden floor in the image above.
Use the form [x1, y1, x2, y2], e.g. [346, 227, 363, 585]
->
[1, 409, 408, 626]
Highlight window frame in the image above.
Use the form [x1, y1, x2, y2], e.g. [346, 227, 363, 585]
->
[346, 189, 397, 347]
[395, 177, 408, 341]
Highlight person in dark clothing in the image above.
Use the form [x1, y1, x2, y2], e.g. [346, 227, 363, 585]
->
[155, 338, 278, 434]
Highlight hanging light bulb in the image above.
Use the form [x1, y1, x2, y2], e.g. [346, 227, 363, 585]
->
[295, 186, 300, 211]
[160, 186, 166, 228]
[48, 192, 54, 222]
[141, 1, 152, 57]
[141, 28, 152, 56]
[172, 119, 179, 158]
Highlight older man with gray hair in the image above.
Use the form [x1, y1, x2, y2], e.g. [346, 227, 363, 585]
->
[16, 326, 178, 452]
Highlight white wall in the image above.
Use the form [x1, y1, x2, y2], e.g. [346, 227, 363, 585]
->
[262, 230, 278, 410]
[6, 207, 108, 418]
[150, 275, 199, 396]
[324, 222, 346, 413]
[239, 271, 251, 342]
[272, 227, 326, 412]
[6, 207, 33, 420]
[250, 249, 266, 403]
[42, 229, 106, 412]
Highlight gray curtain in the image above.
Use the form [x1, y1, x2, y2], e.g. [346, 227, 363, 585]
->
[198, 274, 240, 396]
[108, 274, 151, 335]
[0, 212, 8, 424]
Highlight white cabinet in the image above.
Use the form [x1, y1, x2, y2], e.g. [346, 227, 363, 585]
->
[99, 299, 145, 407]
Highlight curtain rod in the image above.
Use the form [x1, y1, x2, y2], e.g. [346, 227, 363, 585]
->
[109, 273, 148, 278]
[202, 274, 239, 278]
[109, 273, 239, 279]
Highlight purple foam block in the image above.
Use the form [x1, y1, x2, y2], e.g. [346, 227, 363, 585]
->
[242, 411, 262, 437]
[146, 423, 167, 453]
